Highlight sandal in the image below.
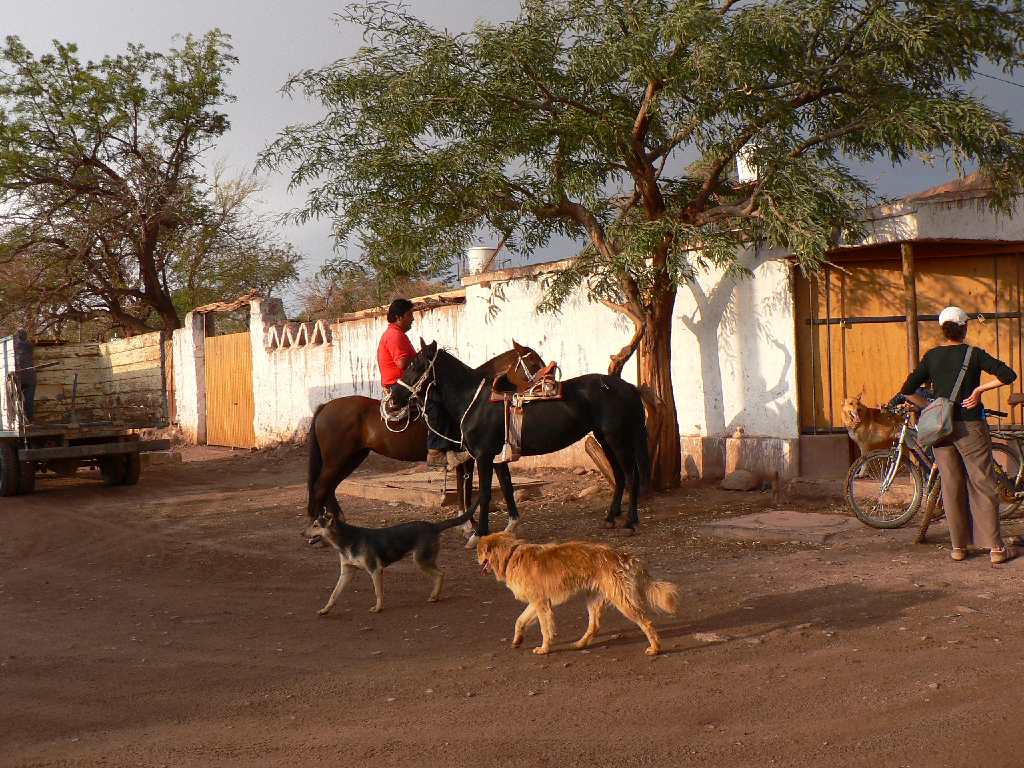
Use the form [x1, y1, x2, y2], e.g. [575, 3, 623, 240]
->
[950, 547, 968, 562]
[990, 546, 1019, 565]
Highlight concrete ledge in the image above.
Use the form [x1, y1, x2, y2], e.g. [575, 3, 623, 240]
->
[683, 436, 726, 481]
[799, 434, 854, 479]
[683, 436, 798, 481]
[725, 436, 799, 479]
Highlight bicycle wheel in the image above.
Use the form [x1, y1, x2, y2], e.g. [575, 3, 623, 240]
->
[845, 450, 923, 529]
[991, 442, 1022, 502]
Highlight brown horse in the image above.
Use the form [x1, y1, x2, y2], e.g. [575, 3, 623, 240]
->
[307, 341, 545, 523]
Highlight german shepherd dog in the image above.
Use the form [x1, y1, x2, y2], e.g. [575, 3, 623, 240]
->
[477, 533, 679, 656]
[304, 508, 473, 616]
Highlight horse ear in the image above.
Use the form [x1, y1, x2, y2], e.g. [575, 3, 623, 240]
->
[419, 337, 426, 350]
[428, 340, 438, 355]
[513, 339, 522, 350]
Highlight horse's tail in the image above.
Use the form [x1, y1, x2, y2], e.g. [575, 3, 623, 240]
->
[307, 404, 327, 519]
[635, 411, 652, 495]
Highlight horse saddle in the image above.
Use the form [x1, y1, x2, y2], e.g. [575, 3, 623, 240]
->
[489, 361, 561, 464]
[488, 360, 563, 405]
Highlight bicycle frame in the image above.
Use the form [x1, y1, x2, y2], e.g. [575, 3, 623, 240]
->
[882, 412, 941, 500]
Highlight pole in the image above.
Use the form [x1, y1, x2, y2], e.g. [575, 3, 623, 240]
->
[901, 242, 919, 370]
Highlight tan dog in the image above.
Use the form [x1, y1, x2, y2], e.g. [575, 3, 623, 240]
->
[476, 533, 678, 656]
[840, 394, 900, 455]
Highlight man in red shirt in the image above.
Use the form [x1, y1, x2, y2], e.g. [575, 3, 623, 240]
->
[378, 298, 468, 469]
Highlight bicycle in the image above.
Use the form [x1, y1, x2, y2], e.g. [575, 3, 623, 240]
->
[845, 400, 1024, 533]
[844, 403, 936, 529]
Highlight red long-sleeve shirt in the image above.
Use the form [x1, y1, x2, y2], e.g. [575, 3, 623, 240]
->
[377, 323, 416, 387]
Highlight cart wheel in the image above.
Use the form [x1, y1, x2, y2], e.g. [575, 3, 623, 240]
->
[100, 456, 126, 486]
[17, 461, 35, 495]
[0, 441, 18, 497]
[122, 453, 141, 486]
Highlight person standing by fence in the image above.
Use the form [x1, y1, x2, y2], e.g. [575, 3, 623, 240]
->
[900, 306, 1018, 564]
[13, 328, 37, 423]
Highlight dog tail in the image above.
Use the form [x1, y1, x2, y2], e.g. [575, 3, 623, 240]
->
[645, 580, 679, 615]
[434, 507, 475, 531]
[307, 404, 327, 520]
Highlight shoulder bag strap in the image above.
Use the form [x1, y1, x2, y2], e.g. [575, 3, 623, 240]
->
[949, 346, 975, 402]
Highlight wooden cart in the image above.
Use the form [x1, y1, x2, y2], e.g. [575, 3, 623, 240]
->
[0, 333, 172, 496]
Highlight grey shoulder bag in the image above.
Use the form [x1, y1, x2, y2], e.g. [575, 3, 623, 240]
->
[916, 347, 974, 449]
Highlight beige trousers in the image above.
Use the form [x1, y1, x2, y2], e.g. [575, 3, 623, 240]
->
[932, 421, 1005, 551]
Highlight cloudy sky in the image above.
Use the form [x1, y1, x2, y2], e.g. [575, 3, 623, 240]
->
[6, 0, 1024, 284]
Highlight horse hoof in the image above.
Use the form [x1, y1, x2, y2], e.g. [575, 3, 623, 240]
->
[503, 519, 521, 534]
[602, 520, 616, 529]
[624, 526, 637, 536]
[465, 534, 480, 549]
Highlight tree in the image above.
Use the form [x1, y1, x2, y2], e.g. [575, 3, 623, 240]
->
[168, 169, 302, 319]
[261, 0, 1024, 489]
[0, 31, 299, 336]
[298, 256, 449, 319]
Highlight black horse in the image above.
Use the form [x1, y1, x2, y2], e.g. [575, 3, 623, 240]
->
[390, 341, 651, 544]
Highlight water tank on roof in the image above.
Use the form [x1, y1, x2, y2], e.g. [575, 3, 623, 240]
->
[465, 246, 497, 275]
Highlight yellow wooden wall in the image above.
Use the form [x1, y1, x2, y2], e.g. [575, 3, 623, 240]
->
[797, 254, 1024, 432]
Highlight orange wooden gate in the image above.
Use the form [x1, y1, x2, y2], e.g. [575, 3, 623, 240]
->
[204, 332, 256, 448]
[796, 251, 1024, 433]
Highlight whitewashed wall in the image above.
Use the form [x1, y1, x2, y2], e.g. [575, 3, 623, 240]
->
[250, 302, 464, 445]
[226, 256, 800, 475]
[171, 313, 206, 444]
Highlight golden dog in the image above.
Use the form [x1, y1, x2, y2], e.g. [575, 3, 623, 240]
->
[840, 394, 900, 455]
[476, 533, 678, 656]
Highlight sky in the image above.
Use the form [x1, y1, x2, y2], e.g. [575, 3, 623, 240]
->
[5, 0, 1024, 290]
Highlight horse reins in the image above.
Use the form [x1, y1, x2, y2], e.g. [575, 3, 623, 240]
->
[382, 350, 539, 447]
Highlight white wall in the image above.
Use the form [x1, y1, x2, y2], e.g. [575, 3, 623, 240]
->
[250, 301, 465, 446]
[230, 258, 800, 474]
[171, 313, 206, 444]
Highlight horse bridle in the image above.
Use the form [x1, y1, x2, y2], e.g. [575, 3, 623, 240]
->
[382, 348, 545, 442]
[391, 346, 441, 400]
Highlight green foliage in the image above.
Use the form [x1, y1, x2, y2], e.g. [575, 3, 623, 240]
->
[0, 31, 299, 336]
[262, 0, 1024, 322]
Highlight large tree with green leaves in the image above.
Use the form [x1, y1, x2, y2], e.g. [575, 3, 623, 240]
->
[0, 31, 300, 336]
[262, 0, 1024, 489]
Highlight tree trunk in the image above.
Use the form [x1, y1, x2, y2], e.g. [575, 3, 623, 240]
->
[638, 289, 681, 491]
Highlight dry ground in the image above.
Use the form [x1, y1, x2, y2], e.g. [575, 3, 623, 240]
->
[2, 446, 1023, 768]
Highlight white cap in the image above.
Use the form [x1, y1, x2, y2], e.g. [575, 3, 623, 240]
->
[938, 306, 969, 326]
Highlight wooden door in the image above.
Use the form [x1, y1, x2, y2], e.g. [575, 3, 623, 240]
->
[796, 253, 1024, 432]
[204, 332, 256, 448]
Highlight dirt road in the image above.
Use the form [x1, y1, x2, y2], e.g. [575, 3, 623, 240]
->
[2, 446, 1023, 767]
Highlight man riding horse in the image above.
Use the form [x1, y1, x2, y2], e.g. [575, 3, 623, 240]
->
[377, 298, 470, 470]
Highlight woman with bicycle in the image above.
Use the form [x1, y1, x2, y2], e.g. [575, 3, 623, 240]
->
[900, 307, 1018, 564]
